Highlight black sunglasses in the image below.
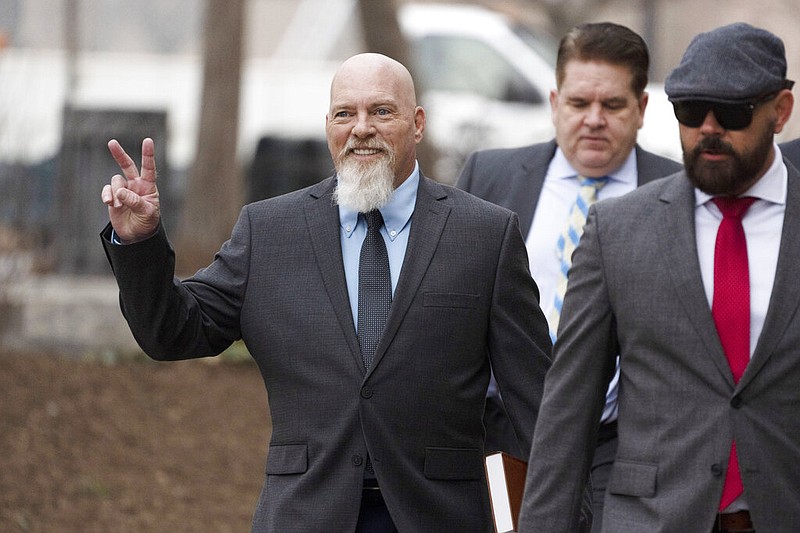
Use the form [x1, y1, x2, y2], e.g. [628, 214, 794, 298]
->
[672, 79, 794, 130]
[672, 92, 780, 130]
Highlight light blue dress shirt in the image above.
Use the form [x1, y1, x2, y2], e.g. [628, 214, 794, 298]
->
[339, 162, 419, 332]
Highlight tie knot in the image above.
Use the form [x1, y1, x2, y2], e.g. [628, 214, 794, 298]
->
[579, 176, 610, 187]
[713, 196, 757, 220]
[364, 210, 384, 230]
[579, 176, 609, 191]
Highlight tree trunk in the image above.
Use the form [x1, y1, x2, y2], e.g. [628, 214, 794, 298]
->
[175, 0, 244, 276]
[357, 0, 439, 178]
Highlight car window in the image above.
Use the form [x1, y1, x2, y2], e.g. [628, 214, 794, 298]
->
[410, 35, 544, 104]
[510, 24, 558, 70]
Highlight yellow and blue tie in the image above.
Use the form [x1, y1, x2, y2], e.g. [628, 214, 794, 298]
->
[549, 176, 609, 341]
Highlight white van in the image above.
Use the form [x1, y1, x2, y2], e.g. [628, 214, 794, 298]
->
[400, 3, 558, 180]
[0, 1, 680, 180]
[398, 3, 681, 182]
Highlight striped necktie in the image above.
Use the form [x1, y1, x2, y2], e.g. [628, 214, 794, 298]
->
[549, 176, 609, 341]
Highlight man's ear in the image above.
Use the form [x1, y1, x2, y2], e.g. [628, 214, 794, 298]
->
[773, 89, 794, 134]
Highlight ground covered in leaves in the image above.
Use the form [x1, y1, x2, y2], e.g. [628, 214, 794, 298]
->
[0, 350, 271, 532]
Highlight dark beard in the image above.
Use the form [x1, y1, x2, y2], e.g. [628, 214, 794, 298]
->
[683, 121, 775, 196]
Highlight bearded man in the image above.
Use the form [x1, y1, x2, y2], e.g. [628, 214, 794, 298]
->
[518, 23, 800, 533]
[99, 53, 551, 532]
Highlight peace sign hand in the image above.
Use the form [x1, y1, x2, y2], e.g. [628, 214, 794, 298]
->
[101, 137, 161, 244]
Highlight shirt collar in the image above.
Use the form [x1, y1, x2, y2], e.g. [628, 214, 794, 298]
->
[550, 146, 638, 185]
[339, 161, 419, 241]
[694, 142, 787, 207]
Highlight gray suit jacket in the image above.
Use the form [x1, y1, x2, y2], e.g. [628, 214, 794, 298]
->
[518, 166, 800, 532]
[101, 174, 552, 532]
[455, 140, 681, 237]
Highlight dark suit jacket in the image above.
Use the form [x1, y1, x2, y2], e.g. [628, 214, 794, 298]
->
[456, 140, 681, 237]
[780, 138, 800, 170]
[518, 167, 800, 532]
[101, 174, 552, 532]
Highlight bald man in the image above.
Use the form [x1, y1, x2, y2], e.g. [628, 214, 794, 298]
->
[100, 53, 551, 532]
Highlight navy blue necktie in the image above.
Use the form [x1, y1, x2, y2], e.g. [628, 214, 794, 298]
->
[357, 210, 392, 371]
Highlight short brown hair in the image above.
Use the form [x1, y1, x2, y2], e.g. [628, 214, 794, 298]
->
[556, 22, 650, 96]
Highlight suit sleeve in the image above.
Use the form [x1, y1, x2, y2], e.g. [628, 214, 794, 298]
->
[517, 205, 618, 532]
[485, 211, 553, 455]
[100, 207, 252, 360]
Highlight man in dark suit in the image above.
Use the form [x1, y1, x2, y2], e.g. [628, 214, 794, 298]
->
[519, 23, 799, 532]
[457, 22, 680, 532]
[99, 53, 551, 532]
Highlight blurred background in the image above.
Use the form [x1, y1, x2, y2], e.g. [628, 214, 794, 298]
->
[1, 1, 799, 531]
[1, 0, 800, 290]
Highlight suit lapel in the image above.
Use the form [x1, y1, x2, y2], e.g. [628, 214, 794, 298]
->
[657, 174, 736, 383]
[516, 141, 556, 237]
[740, 165, 800, 388]
[304, 177, 364, 373]
[367, 176, 450, 375]
[634, 144, 682, 185]
[658, 168, 800, 389]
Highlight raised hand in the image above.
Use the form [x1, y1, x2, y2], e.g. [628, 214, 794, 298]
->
[101, 137, 161, 243]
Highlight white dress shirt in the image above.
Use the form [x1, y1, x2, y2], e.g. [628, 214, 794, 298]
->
[526, 147, 639, 424]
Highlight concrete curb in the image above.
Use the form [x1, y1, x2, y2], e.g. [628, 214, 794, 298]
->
[1, 275, 141, 358]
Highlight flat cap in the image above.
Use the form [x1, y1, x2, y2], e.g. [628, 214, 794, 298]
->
[665, 22, 790, 103]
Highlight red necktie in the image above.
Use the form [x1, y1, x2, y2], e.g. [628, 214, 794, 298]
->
[712, 196, 756, 510]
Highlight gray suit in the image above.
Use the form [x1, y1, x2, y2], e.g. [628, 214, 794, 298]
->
[101, 174, 552, 532]
[519, 164, 800, 532]
[457, 140, 680, 530]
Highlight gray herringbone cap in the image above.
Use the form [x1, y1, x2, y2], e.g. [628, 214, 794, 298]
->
[665, 22, 789, 104]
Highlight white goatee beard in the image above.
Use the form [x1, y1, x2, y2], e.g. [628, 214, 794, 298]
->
[333, 148, 396, 213]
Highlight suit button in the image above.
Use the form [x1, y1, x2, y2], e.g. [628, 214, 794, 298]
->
[711, 463, 723, 476]
[731, 396, 743, 409]
[361, 388, 373, 399]
[352, 455, 363, 466]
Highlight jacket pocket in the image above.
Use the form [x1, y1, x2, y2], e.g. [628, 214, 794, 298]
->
[423, 447, 484, 480]
[265, 443, 308, 475]
[607, 459, 658, 498]
[423, 292, 480, 309]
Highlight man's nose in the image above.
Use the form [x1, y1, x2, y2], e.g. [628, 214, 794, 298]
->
[699, 110, 726, 134]
[584, 103, 607, 128]
[352, 112, 376, 137]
